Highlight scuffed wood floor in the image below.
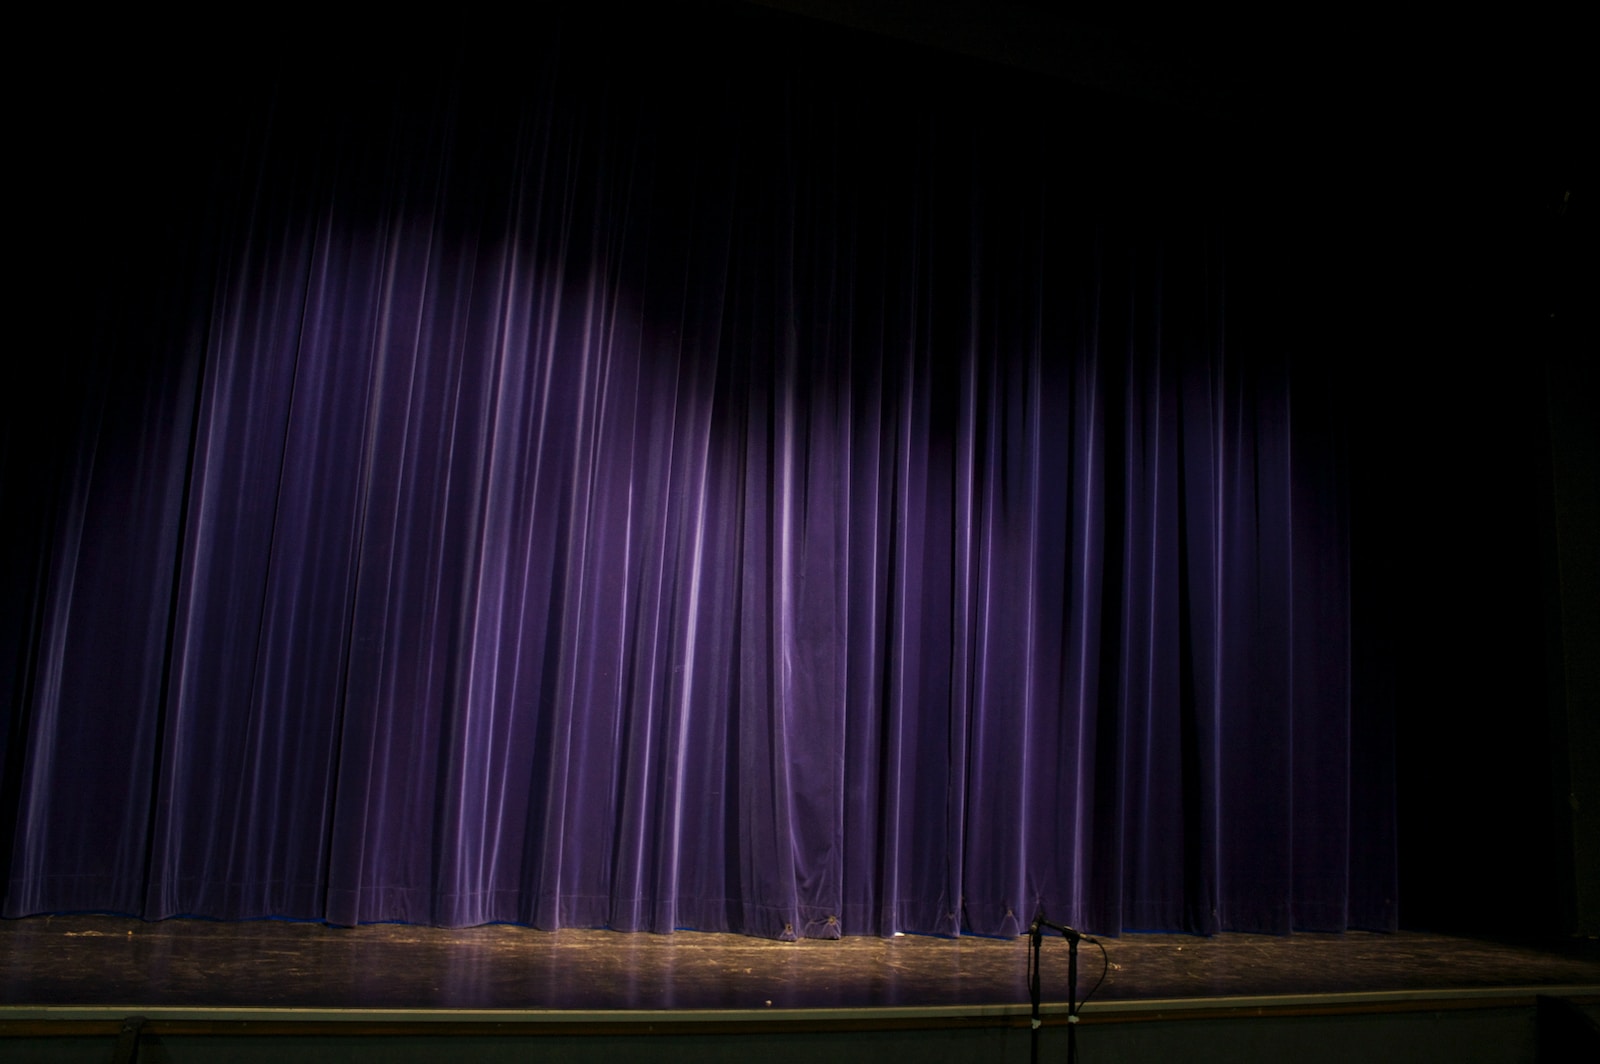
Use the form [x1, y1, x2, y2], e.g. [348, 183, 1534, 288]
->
[2, 915, 1597, 1011]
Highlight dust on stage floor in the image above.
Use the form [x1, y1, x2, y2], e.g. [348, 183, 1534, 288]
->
[2, 915, 1597, 1014]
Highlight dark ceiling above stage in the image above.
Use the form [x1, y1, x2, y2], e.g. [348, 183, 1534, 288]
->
[738, 1, 1586, 121]
[741, 0, 1259, 118]
[32, 1, 1587, 171]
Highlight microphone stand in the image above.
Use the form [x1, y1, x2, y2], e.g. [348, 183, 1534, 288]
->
[1028, 913, 1083, 1064]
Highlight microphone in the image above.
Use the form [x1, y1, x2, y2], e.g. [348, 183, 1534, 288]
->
[1032, 911, 1083, 942]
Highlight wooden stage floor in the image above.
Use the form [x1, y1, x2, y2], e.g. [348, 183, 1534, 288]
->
[2, 914, 1597, 1017]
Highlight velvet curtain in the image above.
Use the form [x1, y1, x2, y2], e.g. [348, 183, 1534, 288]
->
[1, 12, 1394, 937]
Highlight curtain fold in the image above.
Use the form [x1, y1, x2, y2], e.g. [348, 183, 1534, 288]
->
[1, 14, 1394, 937]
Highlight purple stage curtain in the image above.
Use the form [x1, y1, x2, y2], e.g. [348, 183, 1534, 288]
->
[1, 14, 1394, 937]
